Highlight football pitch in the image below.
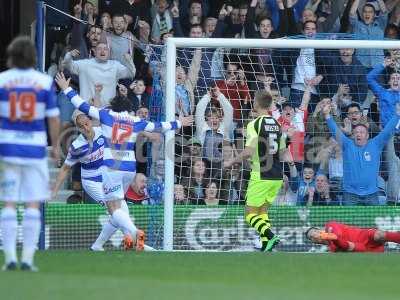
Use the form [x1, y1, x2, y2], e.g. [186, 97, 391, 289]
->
[0, 251, 398, 300]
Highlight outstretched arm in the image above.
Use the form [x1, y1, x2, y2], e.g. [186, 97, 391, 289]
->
[55, 72, 100, 120]
[349, 0, 360, 17]
[52, 164, 72, 199]
[374, 112, 400, 147]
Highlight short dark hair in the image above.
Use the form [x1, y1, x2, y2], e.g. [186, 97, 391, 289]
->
[363, 3, 376, 13]
[254, 90, 273, 110]
[7, 36, 37, 69]
[205, 107, 221, 118]
[302, 20, 317, 31]
[258, 16, 273, 27]
[189, 0, 202, 8]
[190, 23, 203, 32]
[347, 103, 361, 112]
[385, 24, 400, 38]
[305, 227, 318, 241]
[112, 13, 126, 20]
[110, 95, 134, 113]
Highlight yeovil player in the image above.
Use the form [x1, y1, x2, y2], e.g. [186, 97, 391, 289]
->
[224, 90, 287, 252]
[55, 72, 193, 250]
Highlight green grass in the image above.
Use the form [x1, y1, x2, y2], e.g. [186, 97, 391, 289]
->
[0, 251, 399, 300]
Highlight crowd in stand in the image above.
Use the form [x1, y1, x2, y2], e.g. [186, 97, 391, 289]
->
[48, 0, 400, 206]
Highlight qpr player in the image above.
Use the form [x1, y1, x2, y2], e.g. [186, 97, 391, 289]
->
[55, 72, 193, 251]
[0, 37, 61, 271]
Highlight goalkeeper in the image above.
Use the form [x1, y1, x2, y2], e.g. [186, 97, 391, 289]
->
[224, 90, 287, 252]
[306, 221, 400, 252]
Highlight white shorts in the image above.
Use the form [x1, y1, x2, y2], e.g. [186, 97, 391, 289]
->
[102, 169, 135, 202]
[81, 179, 106, 204]
[0, 161, 49, 202]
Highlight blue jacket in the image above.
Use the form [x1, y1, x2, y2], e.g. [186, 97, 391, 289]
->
[320, 52, 368, 104]
[327, 115, 400, 195]
[367, 64, 400, 130]
[289, 176, 316, 206]
[350, 13, 388, 68]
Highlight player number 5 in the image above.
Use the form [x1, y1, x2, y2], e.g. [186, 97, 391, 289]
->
[268, 133, 278, 155]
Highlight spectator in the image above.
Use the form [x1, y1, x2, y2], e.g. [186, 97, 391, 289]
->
[178, 136, 202, 175]
[267, 0, 309, 32]
[125, 173, 150, 205]
[203, 17, 218, 37]
[319, 48, 368, 106]
[63, 42, 135, 106]
[128, 79, 149, 112]
[135, 105, 163, 173]
[274, 175, 297, 206]
[106, 14, 135, 68]
[174, 184, 187, 205]
[180, 158, 207, 204]
[109, 0, 152, 31]
[340, 103, 380, 138]
[151, 0, 173, 44]
[148, 160, 166, 204]
[216, 61, 251, 123]
[289, 162, 316, 206]
[306, 97, 342, 139]
[100, 12, 112, 32]
[288, 21, 323, 110]
[349, 0, 388, 70]
[368, 57, 400, 204]
[175, 48, 202, 116]
[195, 86, 233, 145]
[219, 141, 247, 204]
[311, 174, 340, 206]
[273, 81, 314, 163]
[202, 181, 221, 206]
[327, 139, 344, 200]
[323, 101, 400, 206]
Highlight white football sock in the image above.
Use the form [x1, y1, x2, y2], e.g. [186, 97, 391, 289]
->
[91, 218, 118, 249]
[120, 200, 129, 215]
[21, 208, 41, 266]
[111, 208, 137, 237]
[1, 207, 18, 264]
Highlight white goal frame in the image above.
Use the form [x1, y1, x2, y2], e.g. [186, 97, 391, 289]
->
[163, 37, 400, 251]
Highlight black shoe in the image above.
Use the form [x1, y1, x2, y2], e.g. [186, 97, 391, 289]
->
[2, 262, 17, 271]
[20, 262, 39, 272]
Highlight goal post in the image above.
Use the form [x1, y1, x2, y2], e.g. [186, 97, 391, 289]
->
[164, 37, 400, 251]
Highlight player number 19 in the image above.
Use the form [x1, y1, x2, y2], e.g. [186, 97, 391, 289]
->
[9, 92, 36, 122]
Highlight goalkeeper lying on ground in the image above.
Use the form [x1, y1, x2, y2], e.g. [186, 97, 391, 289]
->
[306, 221, 400, 252]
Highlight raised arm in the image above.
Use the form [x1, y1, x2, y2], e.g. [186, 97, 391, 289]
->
[195, 92, 211, 135]
[349, 0, 360, 17]
[62, 49, 82, 75]
[215, 88, 234, 139]
[322, 103, 349, 147]
[366, 62, 386, 96]
[377, 0, 388, 14]
[118, 55, 136, 79]
[374, 113, 400, 147]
